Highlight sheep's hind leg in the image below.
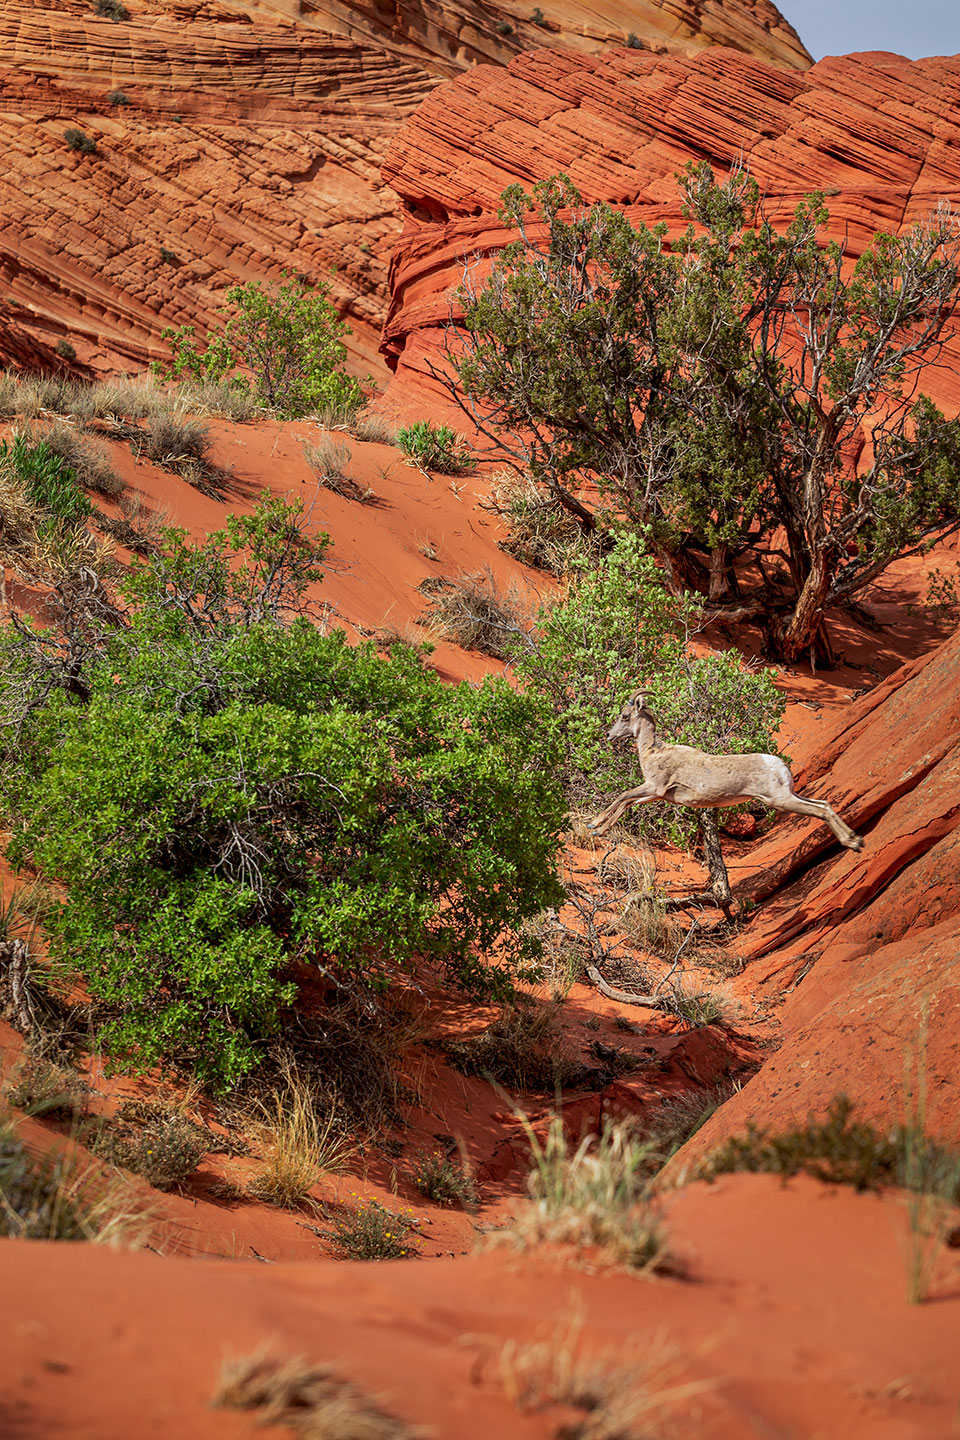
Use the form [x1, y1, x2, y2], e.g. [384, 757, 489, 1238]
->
[590, 783, 660, 835]
[776, 793, 863, 851]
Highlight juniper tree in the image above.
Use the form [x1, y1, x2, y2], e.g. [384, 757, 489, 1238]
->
[449, 167, 960, 663]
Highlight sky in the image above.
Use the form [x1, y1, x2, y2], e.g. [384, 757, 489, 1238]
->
[778, 0, 959, 60]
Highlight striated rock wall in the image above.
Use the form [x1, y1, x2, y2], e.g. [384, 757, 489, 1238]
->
[381, 47, 960, 413]
[0, 0, 807, 379]
[233, 0, 810, 80]
[670, 623, 960, 1152]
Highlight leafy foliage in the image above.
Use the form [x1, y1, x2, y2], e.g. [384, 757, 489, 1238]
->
[511, 531, 784, 844]
[0, 433, 93, 537]
[0, 499, 565, 1087]
[397, 420, 475, 474]
[703, 1095, 960, 1200]
[154, 277, 364, 420]
[325, 1197, 418, 1259]
[453, 168, 960, 661]
[64, 129, 98, 154]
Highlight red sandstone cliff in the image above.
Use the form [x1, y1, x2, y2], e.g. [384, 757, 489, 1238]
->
[381, 47, 960, 415]
[0, 0, 807, 378]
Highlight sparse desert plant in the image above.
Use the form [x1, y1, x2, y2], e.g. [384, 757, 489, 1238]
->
[352, 409, 397, 445]
[497, 1314, 709, 1440]
[248, 1067, 352, 1210]
[926, 561, 960, 619]
[2, 1049, 88, 1122]
[55, 338, 77, 361]
[411, 1149, 478, 1207]
[496, 19, 514, 35]
[28, 421, 124, 497]
[669, 986, 728, 1029]
[530, 6, 548, 24]
[901, 1007, 960, 1303]
[159, 246, 180, 266]
[420, 567, 531, 660]
[140, 414, 210, 468]
[93, 0, 129, 17]
[507, 1111, 668, 1270]
[303, 438, 377, 504]
[0, 1115, 150, 1244]
[64, 129, 98, 155]
[702, 1094, 960, 1203]
[648, 1082, 739, 1164]
[94, 1103, 206, 1191]
[325, 1196, 418, 1259]
[397, 420, 474, 475]
[444, 1001, 583, 1093]
[107, 89, 129, 106]
[486, 468, 591, 574]
[214, 1348, 418, 1438]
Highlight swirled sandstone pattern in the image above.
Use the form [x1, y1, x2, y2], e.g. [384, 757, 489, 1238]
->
[0, 0, 806, 377]
[381, 47, 960, 413]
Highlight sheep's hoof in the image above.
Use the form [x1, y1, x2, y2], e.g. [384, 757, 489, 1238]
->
[850, 836, 864, 852]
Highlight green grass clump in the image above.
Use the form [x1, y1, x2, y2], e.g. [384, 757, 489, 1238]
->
[508, 1112, 669, 1270]
[397, 420, 474, 474]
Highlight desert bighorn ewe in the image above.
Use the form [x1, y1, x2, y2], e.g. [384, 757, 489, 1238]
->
[591, 692, 863, 851]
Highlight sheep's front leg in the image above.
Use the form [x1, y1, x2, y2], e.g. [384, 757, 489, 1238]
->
[590, 782, 660, 835]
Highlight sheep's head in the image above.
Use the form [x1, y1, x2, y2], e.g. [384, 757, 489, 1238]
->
[607, 692, 652, 741]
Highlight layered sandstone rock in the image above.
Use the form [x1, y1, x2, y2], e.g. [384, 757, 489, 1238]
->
[674, 623, 960, 1152]
[381, 47, 960, 413]
[0, 0, 807, 379]
[233, 0, 811, 79]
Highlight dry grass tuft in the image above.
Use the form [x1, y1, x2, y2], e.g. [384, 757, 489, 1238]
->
[486, 468, 593, 574]
[304, 439, 379, 505]
[419, 567, 532, 660]
[215, 1348, 420, 1439]
[444, 1001, 584, 1093]
[0, 1113, 154, 1246]
[27, 419, 125, 497]
[496, 1315, 711, 1440]
[503, 1111, 671, 1271]
[247, 1064, 353, 1210]
[352, 410, 398, 446]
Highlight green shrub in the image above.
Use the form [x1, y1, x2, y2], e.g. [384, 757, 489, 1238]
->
[496, 19, 514, 35]
[1, 498, 565, 1087]
[511, 530, 785, 846]
[396, 420, 474, 474]
[94, 0, 129, 17]
[55, 339, 77, 361]
[154, 277, 364, 420]
[703, 1095, 960, 1198]
[326, 1196, 417, 1259]
[107, 89, 130, 106]
[412, 1150, 478, 1207]
[159, 246, 179, 266]
[530, 6, 548, 24]
[64, 129, 98, 155]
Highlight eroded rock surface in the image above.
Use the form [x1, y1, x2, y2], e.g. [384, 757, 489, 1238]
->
[382, 47, 960, 413]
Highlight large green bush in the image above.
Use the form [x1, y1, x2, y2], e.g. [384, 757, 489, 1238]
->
[1, 500, 565, 1087]
[155, 276, 364, 420]
[512, 532, 785, 845]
